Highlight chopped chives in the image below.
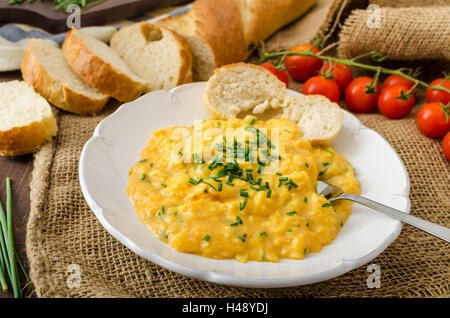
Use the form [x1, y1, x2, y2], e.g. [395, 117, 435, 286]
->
[276, 172, 283, 176]
[140, 173, 146, 180]
[173, 211, 178, 216]
[322, 162, 330, 166]
[279, 177, 288, 182]
[239, 198, 248, 211]
[303, 247, 307, 255]
[304, 197, 308, 203]
[305, 163, 309, 168]
[230, 222, 239, 227]
[160, 183, 167, 188]
[286, 229, 293, 233]
[139, 159, 148, 163]
[259, 231, 268, 237]
[189, 178, 203, 185]
[266, 189, 272, 198]
[322, 203, 332, 208]
[287, 211, 297, 216]
[218, 183, 223, 192]
[249, 117, 257, 125]
[240, 190, 249, 197]
[236, 216, 243, 224]
[203, 235, 211, 241]
[238, 233, 247, 242]
[159, 232, 168, 239]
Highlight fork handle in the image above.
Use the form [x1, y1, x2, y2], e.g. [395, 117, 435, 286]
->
[337, 193, 450, 243]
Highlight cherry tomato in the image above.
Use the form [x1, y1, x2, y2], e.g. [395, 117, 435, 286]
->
[344, 77, 380, 113]
[320, 62, 353, 93]
[258, 62, 289, 87]
[378, 84, 415, 119]
[284, 45, 323, 82]
[301, 76, 340, 102]
[416, 102, 450, 138]
[426, 78, 450, 104]
[382, 74, 414, 90]
[442, 132, 450, 160]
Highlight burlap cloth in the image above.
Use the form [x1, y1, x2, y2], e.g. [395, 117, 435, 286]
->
[26, 1, 450, 298]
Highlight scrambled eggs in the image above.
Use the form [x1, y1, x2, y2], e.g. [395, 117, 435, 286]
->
[127, 116, 360, 262]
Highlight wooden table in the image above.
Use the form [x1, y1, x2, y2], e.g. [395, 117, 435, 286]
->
[0, 71, 33, 298]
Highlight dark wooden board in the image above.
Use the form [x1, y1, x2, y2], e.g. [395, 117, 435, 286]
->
[0, 0, 191, 33]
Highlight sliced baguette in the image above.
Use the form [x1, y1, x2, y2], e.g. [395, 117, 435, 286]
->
[156, 0, 248, 81]
[110, 22, 192, 91]
[281, 95, 343, 146]
[203, 63, 343, 146]
[204, 63, 288, 118]
[0, 80, 58, 156]
[157, 0, 316, 81]
[62, 28, 147, 102]
[21, 38, 109, 115]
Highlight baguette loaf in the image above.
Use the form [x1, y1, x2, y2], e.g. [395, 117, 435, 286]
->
[0, 81, 58, 156]
[110, 22, 192, 91]
[204, 63, 342, 146]
[157, 0, 316, 80]
[62, 28, 147, 102]
[21, 39, 109, 115]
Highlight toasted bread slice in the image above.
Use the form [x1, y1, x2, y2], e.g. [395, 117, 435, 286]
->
[0, 81, 58, 156]
[110, 22, 192, 91]
[21, 39, 109, 115]
[203, 63, 343, 145]
[62, 28, 147, 102]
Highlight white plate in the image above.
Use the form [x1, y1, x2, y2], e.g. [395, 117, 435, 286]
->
[79, 82, 410, 288]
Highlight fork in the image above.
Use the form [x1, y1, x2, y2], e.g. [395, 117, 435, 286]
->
[317, 180, 450, 243]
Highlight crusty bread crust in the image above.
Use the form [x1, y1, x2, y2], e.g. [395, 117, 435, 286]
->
[21, 40, 109, 115]
[0, 116, 57, 156]
[241, 0, 316, 44]
[168, 26, 193, 86]
[111, 22, 193, 90]
[62, 29, 146, 102]
[158, 0, 317, 80]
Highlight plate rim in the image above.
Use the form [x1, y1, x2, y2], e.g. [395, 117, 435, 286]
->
[79, 82, 410, 288]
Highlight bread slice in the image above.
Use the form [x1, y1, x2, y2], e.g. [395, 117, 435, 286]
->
[157, 0, 317, 81]
[0, 81, 58, 156]
[110, 22, 192, 91]
[281, 95, 343, 146]
[203, 63, 343, 146]
[204, 63, 288, 118]
[62, 28, 147, 102]
[156, 0, 248, 81]
[21, 38, 109, 115]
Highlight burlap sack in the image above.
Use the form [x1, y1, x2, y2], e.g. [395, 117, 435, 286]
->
[337, 6, 450, 61]
[370, 0, 450, 7]
[25, 1, 450, 298]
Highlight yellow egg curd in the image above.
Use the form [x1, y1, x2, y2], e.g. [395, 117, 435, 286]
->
[126, 116, 360, 262]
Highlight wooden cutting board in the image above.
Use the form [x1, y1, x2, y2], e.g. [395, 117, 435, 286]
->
[0, 0, 191, 33]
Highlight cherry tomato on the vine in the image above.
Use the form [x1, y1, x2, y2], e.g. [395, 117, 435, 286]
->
[301, 76, 340, 102]
[259, 62, 289, 87]
[378, 84, 415, 119]
[442, 132, 450, 160]
[416, 102, 450, 138]
[426, 78, 450, 105]
[382, 74, 415, 90]
[284, 45, 323, 82]
[344, 77, 380, 113]
[320, 62, 353, 93]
